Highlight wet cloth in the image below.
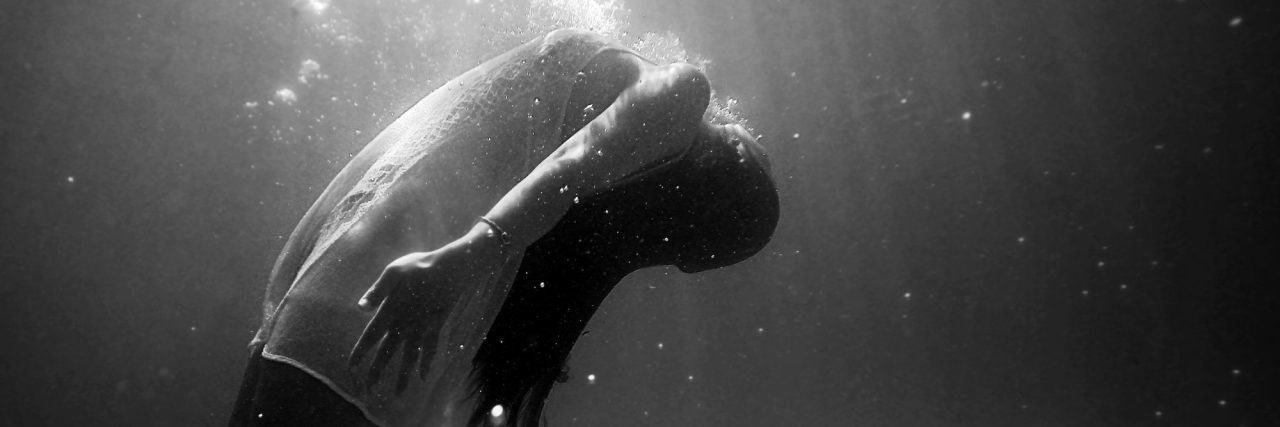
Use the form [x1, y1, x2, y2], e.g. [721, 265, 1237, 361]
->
[249, 30, 631, 426]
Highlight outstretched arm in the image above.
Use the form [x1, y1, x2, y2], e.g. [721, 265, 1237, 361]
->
[482, 60, 710, 247]
[349, 58, 712, 392]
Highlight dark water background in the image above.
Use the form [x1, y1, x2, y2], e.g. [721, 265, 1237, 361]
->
[2, 0, 1277, 425]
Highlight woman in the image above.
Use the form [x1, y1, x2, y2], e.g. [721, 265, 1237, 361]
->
[232, 29, 778, 427]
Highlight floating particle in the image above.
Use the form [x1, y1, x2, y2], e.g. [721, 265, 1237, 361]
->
[657, 342, 664, 350]
[66, 176, 75, 184]
[298, 59, 321, 83]
[961, 111, 972, 120]
[244, 101, 259, 109]
[792, 133, 800, 139]
[587, 374, 596, 385]
[274, 88, 297, 104]
[903, 292, 911, 299]
[490, 404, 504, 418]
[1229, 16, 1243, 27]
[1017, 236, 1026, 244]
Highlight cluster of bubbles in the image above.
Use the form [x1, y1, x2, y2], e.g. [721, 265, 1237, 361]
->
[239, 0, 749, 147]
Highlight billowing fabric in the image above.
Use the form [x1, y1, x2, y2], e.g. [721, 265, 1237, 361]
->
[250, 29, 628, 427]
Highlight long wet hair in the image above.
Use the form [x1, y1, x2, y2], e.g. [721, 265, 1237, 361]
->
[465, 122, 779, 426]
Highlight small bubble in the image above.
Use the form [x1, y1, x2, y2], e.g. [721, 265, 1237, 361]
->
[533, 97, 541, 106]
[1017, 236, 1026, 244]
[587, 374, 596, 384]
[1082, 289, 1090, 297]
[66, 176, 75, 184]
[903, 292, 911, 299]
[792, 133, 800, 139]
[490, 404, 504, 418]
[573, 196, 579, 204]
[657, 342, 664, 349]
[961, 111, 972, 120]
[1229, 16, 1243, 27]
[687, 375, 694, 381]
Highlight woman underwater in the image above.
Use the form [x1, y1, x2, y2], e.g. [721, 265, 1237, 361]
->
[231, 29, 779, 427]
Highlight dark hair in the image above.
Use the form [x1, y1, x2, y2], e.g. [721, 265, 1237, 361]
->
[466, 125, 779, 426]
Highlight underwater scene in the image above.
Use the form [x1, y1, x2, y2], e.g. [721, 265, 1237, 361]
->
[1, 0, 1276, 425]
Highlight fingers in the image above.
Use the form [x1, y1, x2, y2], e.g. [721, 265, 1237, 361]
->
[419, 331, 438, 381]
[395, 344, 422, 395]
[359, 268, 401, 310]
[349, 302, 397, 366]
[367, 329, 400, 386]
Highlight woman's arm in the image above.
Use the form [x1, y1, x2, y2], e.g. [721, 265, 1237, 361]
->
[483, 60, 711, 247]
[349, 59, 712, 391]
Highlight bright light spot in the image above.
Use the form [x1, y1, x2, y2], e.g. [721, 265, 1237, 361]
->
[1017, 236, 1026, 244]
[687, 375, 694, 381]
[1229, 16, 1243, 27]
[1154, 410, 1163, 418]
[899, 98, 908, 104]
[1096, 261, 1106, 268]
[243, 101, 259, 109]
[1218, 399, 1227, 407]
[657, 342, 664, 349]
[757, 327, 764, 333]
[789, 71, 796, 78]
[490, 404, 504, 418]
[1119, 284, 1128, 290]
[903, 292, 911, 299]
[792, 133, 800, 139]
[961, 111, 972, 120]
[587, 374, 596, 384]
[66, 176, 75, 184]
[292, 0, 330, 15]
[1082, 289, 1090, 297]
[1232, 369, 1242, 376]
[274, 88, 297, 105]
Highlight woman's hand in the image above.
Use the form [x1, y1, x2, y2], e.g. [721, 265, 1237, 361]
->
[348, 223, 507, 394]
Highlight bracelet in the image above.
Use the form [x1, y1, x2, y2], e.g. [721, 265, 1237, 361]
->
[478, 216, 513, 247]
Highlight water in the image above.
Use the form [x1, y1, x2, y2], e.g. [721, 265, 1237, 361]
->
[1, 0, 1277, 425]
